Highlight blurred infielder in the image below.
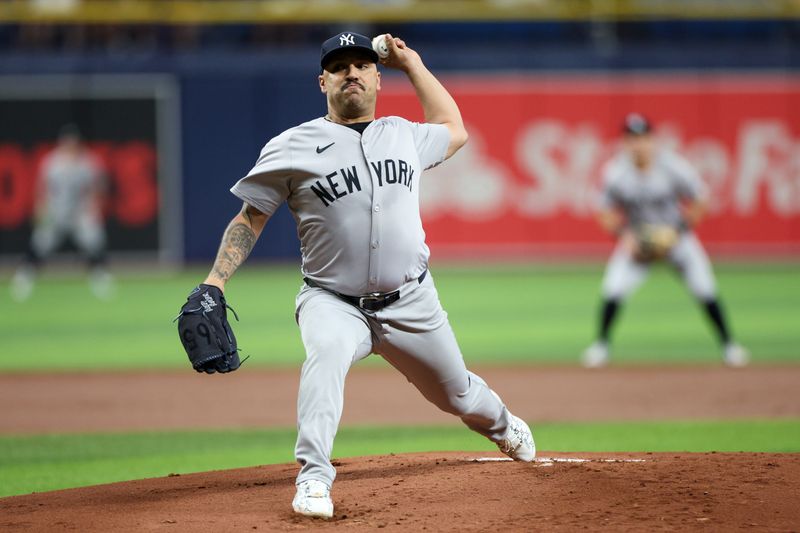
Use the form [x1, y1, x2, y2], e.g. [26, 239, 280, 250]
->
[11, 124, 113, 301]
[582, 114, 749, 368]
[175, 32, 534, 519]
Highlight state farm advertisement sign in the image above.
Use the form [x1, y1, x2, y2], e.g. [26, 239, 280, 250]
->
[379, 74, 800, 258]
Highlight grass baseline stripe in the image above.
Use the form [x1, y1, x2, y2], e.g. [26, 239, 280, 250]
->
[0, 419, 798, 497]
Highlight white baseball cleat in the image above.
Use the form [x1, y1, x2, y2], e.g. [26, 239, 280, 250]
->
[497, 414, 536, 462]
[723, 343, 750, 368]
[89, 268, 115, 300]
[10, 266, 35, 302]
[292, 479, 333, 519]
[581, 341, 610, 368]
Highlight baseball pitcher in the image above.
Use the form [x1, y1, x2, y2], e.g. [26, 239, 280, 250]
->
[581, 113, 749, 368]
[176, 32, 535, 519]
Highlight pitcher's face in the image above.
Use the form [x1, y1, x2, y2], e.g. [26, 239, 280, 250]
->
[319, 50, 381, 118]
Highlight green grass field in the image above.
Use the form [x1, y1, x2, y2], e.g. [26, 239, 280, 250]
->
[2, 262, 799, 371]
[2, 420, 799, 498]
[1, 263, 798, 498]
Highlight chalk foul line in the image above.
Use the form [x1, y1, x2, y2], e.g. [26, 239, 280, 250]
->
[472, 456, 647, 466]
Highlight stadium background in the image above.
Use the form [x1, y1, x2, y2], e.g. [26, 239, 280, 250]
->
[2, 0, 798, 262]
[0, 1, 798, 527]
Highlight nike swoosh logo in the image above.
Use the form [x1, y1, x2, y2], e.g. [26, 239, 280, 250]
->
[316, 142, 335, 154]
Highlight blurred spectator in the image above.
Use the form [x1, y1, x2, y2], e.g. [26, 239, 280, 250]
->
[1, 2, 796, 55]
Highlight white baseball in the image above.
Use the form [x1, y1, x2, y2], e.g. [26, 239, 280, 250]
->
[372, 34, 389, 59]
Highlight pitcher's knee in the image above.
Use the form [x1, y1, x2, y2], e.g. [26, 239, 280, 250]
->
[429, 373, 493, 417]
[435, 390, 479, 417]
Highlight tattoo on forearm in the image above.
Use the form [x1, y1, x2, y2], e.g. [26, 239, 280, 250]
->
[211, 222, 256, 282]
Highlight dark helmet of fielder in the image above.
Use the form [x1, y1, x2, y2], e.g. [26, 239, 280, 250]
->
[622, 113, 652, 136]
[320, 31, 379, 71]
[58, 123, 82, 141]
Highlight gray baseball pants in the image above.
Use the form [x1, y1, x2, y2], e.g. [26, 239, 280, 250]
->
[32, 212, 105, 259]
[293, 271, 512, 488]
[602, 232, 717, 301]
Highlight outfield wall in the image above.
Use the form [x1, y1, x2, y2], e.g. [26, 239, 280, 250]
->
[0, 43, 798, 262]
[380, 74, 800, 258]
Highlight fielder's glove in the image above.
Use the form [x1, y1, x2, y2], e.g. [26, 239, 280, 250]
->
[175, 284, 243, 374]
[634, 224, 679, 262]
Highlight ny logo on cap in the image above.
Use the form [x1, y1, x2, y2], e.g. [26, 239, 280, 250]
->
[339, 33, 355, 46]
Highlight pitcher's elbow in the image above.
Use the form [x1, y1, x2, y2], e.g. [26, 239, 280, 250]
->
[453, 127, 469, 150]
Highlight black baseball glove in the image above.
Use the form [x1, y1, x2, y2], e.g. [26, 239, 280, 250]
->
[175, 284, 243, 374]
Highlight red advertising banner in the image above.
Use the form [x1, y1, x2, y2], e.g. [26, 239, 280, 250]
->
[378, 74, 800, 258]
[0, 141, 158, 230]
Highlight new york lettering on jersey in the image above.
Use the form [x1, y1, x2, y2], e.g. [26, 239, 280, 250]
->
[310, 159, 414, 207]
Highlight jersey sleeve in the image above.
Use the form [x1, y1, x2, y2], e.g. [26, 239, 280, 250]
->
[668, 153, 709, 201]
[38, 152, 55, 179]
[598, 159, 623, 210]
[85, 153, 106, 194]
[408, 121, 451, 170]
[230, 131, 293, 216]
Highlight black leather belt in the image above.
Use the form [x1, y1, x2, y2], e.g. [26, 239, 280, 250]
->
[304, 270, 427, 312]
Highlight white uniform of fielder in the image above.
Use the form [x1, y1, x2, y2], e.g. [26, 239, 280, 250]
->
[11, 125, 112, 301]
[582, 113, 749, 368]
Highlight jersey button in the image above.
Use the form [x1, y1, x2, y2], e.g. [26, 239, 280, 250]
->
[371, 241, 379, 249]
[373, 205, 380, 212]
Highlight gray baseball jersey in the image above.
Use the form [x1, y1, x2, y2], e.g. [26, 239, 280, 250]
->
[599, 150, 717, 301]
[231, 116, 449, 296]
[601, 150, 708, 230]
[32, 149, 105, 256]
[40, 149, 102, 224]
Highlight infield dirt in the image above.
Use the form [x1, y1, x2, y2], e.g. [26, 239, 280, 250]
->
[2, 366, 799, 433]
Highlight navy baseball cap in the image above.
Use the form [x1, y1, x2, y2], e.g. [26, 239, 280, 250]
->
[58, 123, 82, 140]
[623, 113, 652, 135]
[320, 31, 379, 71]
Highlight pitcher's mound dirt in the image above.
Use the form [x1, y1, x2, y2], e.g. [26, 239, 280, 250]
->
[2, 451, 798, 532]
